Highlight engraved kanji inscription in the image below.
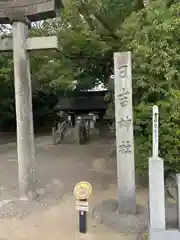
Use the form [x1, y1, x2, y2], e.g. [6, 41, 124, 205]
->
[118, 65, 128, 78]
[117, 88, 130, 107]
[117, 116, 132, 131]
[118, 141, 132, 154]
[153, 112, 158, 143]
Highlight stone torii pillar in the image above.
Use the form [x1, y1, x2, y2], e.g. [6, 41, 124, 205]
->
[0, 0, 61, 200]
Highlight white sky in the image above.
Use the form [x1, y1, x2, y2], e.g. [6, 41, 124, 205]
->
[89, 82, 107, 91]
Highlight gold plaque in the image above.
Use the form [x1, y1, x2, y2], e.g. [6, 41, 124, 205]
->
[74, 181, 92, 200]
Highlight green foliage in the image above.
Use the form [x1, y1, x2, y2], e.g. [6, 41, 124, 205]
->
[121, 0, 180, 101]
[118, 1, 180, 176]
[134, 90, 180, 176]
[0, 54, 15, 131]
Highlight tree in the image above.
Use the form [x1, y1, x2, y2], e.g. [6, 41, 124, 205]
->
[40, 0, 146, 91]
[118, 0, 180, 176]
[0, 54, 15, 131]
[120, 0, 180, 101]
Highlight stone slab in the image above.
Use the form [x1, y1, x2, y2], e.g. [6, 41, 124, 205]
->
[27, 36, 58, 50]
[165, 201, 178, 229]
[149, 229, 180, 240]
[149, 157, 165, 229]
[0, 0, 62, 24]
[0, 36, 58, 52]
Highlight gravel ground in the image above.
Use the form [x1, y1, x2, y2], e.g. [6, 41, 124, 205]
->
[0, 135, 141, 240]
[0, 135, 117, 217]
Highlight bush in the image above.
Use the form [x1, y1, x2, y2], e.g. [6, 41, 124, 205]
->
[134, 90, 180, 177]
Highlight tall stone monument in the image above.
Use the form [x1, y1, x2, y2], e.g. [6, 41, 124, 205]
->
[0, 0, 61, 200]
[114, 52, 136, 214]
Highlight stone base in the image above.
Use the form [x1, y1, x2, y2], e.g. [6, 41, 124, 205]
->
[92, 199, 148, 234]
[149, 229, 180, 240]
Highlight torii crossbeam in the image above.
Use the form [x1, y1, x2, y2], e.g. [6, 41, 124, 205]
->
[0, 0, 62, 23]
[0, 0, 62, 200]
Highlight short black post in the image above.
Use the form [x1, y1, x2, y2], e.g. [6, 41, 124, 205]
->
[79, 199, 87, 234]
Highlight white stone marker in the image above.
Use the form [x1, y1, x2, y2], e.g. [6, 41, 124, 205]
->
[149, 157, 166, 229]
[149, 105, 165, 230]
[176, 174, 180, 230]
[114, 52, 136, 214]
[152, 105, 159, 158]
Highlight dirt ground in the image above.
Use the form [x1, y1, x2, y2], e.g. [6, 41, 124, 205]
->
[0, 135, 148, 240]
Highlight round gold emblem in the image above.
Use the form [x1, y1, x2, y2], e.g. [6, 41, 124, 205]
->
[74, 181, 92, 200]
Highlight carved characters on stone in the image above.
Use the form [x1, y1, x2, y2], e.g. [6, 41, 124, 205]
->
[117, 64, 128, 90]
[118, 64, 128, 78]
[118, 141, 132, 154]
[152, 105, 159, 157]
[153, 112, 158, 144]
[117, 116, 132, 131]
[116, 88, 130, 107]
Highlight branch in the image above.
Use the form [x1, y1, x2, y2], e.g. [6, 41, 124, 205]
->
[78, 2, 120, 40]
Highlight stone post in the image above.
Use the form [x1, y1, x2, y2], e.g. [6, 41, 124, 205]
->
[114, 52, 136, 214]
[149, 105, 165, 229]
[149, 157, 165, 229]
[177, 174, 180, 230]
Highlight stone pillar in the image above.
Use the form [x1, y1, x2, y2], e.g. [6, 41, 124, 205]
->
[177, 174, 180, 230]
[149, 157, 165, 230]
[114, 52, 136, 214]
[12, 21, 36, 200]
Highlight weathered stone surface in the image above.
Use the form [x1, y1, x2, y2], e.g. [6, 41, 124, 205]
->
[0, 0, 60, 200]
[149, 157, 166, 229]
[114, 51, 136, 214]
[0, 0, 62, 24]
[166, 173, 177, 200]
[0, 36, 58, 52]
[165, 201, 178, 229]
